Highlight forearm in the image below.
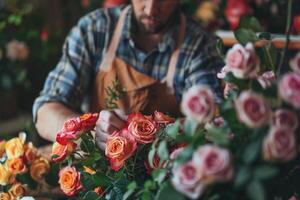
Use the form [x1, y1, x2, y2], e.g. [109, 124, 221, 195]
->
[35, 102, 80, 142]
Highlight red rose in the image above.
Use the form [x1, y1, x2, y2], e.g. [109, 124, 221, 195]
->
[128, 116, 158, 144]
[181, 85, 216, 124]
[293, 15, 300, 34]
[79, 113, 99, 131]
[235, 91, 271, 128]
[263, 127, 297, 162]
[279, 73, 300, 109]
[224, 0, 251, 30]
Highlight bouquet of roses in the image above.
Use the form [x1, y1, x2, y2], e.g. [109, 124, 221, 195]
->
[50, 111, 175, 199]
[0, 133, 51, 200]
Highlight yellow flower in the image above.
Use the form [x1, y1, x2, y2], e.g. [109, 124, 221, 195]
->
[0, 192, 11, 200]
[83, 166, 96, 175]
[195, 1, 216, 24]
[0, 164, 15, 186]
[8, 182, 27, 198]
[5, 138, 24, 159]
[6, 158, 27, 175]
[30, 157, 50, 181]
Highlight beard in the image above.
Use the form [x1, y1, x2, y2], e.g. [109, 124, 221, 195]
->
[133, 6, 179, 35]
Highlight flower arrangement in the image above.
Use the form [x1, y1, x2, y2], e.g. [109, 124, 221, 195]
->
[49, 1, 300, 199]
[0, 133, 51, 199]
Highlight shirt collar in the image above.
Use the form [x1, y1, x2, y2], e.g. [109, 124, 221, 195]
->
[121, 5, 181, 53]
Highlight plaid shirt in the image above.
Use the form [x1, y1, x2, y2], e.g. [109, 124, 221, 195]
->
[33, 5, 224, 121]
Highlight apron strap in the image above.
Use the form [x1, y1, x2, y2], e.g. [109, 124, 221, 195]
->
[162, 14, 186, 94]
[100, 6, 130, 71]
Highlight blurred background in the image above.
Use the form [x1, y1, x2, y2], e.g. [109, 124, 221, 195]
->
[0, 0, 300, 145]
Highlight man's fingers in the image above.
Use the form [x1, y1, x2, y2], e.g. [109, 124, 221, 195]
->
[114, 109, 128, 121]
[99, 110, 126, 129]
[97, 121, 118, 133]
[97, 141, 106, 151]
[95, 128, 109, 142]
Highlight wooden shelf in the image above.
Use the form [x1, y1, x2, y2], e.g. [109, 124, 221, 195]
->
[216, 30, 300, 49]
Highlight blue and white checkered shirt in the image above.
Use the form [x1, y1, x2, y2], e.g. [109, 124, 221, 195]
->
[33, 5, 224, 121]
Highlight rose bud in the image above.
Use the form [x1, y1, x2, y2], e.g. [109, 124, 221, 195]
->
[290, 52, 300, 74]
[257, 71, 276, 89]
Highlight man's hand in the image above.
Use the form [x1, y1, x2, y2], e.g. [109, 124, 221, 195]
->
[95, 109, 127, 151]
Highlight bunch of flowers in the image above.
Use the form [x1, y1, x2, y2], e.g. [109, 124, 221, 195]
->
[50, 111, 176, 198]
[0, 133, 50, 200]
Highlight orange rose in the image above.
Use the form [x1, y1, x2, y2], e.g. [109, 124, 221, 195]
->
[8, 183, 27, 198]
[0, 192, 11, 200]
[6, 158, 27, 174]
[30, 157, 50, 181]
[51, 141, 77, 162]
[105, 129, 137, 171]
[5, 138, 24, 159]
[0, 164, 15, 186]
[128, 117, 157, 144]
[94, 187, 104, 195]
[23, 142, 38, 164]
[83, 166, 96, 175]
[59, 166, 83, 196]
[153, 111, 175, 126]
[80, 113, 99, 131]
[0, 140, 6, 158]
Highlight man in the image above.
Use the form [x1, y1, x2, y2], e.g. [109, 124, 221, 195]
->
[33, 0, 223, 150]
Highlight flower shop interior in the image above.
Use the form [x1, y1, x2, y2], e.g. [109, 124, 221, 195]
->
[1, 0, 300, 200]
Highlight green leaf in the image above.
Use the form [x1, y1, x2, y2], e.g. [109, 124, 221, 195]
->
[243, 141, 261, 164]
[93, 172, 112, 187]
[123, 182, 137, 200]
[148, 145, 156, 169]
[239, 17, 263, 32]
[166, 120, 180, 139]
[157, 141, 169, 162]
[144, 180, 155, 190]
[45, 163, 59, 187]
[184, 118, 198, 136]
[152, 169, 168, 184]
[141, 191, 153, 200]
[16, 173, 37, 190]
[246, 180, 265, 200]
[224, 72, 249, 89]
[205, 125, 229, 146]
[234, 28, 258, 46]
[234, 167, 251, 188]
[155, 181, 185, 200]
[80, 133, 95, 153]
[174, 146, 193, 166]
[254, 165, 278, 180]
[83, 191, 101, 200]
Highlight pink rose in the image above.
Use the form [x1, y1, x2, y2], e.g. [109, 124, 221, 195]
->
[224, 43, 259, 79]
[56, 118, 82, 145]
[263, 127, 297, 162]
[193, 145, 233, 184]
[289, 52, 300, 73]
[279, 73, 300, 109]
[171, 160, 205, 199]
[272, 109, 298, 131]
[181, 85, 216, 124]
[257, 71, 276, 89]
[235, 91, 271, 128]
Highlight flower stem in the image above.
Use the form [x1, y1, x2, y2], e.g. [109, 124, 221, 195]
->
[277, 0, 293, 76]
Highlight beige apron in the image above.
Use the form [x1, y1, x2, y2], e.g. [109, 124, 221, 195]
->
[90, 6, 186, 116]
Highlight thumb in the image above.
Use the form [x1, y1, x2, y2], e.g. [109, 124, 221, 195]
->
[113, 109, 128, 121]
